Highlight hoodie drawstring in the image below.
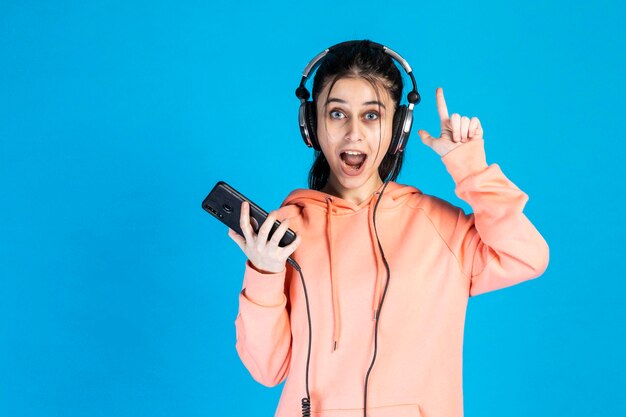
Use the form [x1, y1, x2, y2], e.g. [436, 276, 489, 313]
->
[326, 197, 341, 351]
[369, 193, 385, 320]
[326, 193, 387, 352]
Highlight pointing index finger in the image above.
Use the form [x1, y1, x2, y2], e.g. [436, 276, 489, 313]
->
[436, 87, 449, 122]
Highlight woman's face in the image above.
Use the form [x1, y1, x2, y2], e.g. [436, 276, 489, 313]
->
[316, 76, 395, 202]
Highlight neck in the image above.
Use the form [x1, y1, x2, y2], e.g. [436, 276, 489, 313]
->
[322, 175, 385, 205]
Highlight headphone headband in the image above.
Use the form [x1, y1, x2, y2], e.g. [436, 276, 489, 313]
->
[296, 40, 420, 106]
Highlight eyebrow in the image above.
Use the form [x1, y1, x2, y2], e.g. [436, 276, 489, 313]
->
[326, 97, 386, 109]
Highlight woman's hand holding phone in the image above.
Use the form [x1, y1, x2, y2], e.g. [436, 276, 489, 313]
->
[228, 201, 302, 274]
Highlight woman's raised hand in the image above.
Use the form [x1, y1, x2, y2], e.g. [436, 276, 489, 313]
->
[417, 87, 484, 157]
[227, 201, 302, 274]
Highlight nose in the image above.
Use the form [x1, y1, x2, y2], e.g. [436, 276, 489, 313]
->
[344, 117, 364, 143]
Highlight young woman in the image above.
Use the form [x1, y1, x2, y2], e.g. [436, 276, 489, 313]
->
[227, 40, 549, 417]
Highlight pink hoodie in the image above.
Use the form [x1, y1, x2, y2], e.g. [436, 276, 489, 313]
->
[234, 138, 549, 417]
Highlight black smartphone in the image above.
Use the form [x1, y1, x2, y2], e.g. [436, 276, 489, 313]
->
[202, 181, 297, 247]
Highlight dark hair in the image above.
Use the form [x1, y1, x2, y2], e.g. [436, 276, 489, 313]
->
[308, 40, 405, 190]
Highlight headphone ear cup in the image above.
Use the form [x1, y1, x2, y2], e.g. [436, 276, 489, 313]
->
[390, 105, 408, 155]
[305, 101, 320, 151]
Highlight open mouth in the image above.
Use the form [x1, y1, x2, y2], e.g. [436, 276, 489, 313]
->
[340, 151, 367, 174]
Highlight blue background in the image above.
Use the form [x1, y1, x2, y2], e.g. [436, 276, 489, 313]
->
[1, 1, 624, 416]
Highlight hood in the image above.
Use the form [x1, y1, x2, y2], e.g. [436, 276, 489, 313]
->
[281, 181, 422, 351]
[282, 181, 421, 213]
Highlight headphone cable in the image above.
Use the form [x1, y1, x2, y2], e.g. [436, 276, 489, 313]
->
[289, 169, 397, 417]
[363, 176, 394, 417]
[287, 257, 312, 417]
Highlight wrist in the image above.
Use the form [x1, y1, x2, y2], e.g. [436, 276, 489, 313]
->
[441, 138, 488, 184]
[249, 260, 285, 275]
[243, 260, 287, 307]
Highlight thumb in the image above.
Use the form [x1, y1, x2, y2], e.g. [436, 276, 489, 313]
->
[417, 129, 435, 148]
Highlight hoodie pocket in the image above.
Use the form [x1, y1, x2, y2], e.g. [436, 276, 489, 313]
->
[314, 403, 422, 417]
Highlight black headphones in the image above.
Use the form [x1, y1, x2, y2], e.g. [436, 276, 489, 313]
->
[295, 40, 421, 155]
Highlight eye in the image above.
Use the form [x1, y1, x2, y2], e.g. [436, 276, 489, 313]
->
[364, 111, 379, 121]
[329, 110, 346, 119]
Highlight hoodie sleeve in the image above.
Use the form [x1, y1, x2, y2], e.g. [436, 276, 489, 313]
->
[439, 138, 550, 296]
[234, 261, 292, 386]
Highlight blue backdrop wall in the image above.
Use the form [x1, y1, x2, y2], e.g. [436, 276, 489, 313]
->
[1, 1, 624, 416]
